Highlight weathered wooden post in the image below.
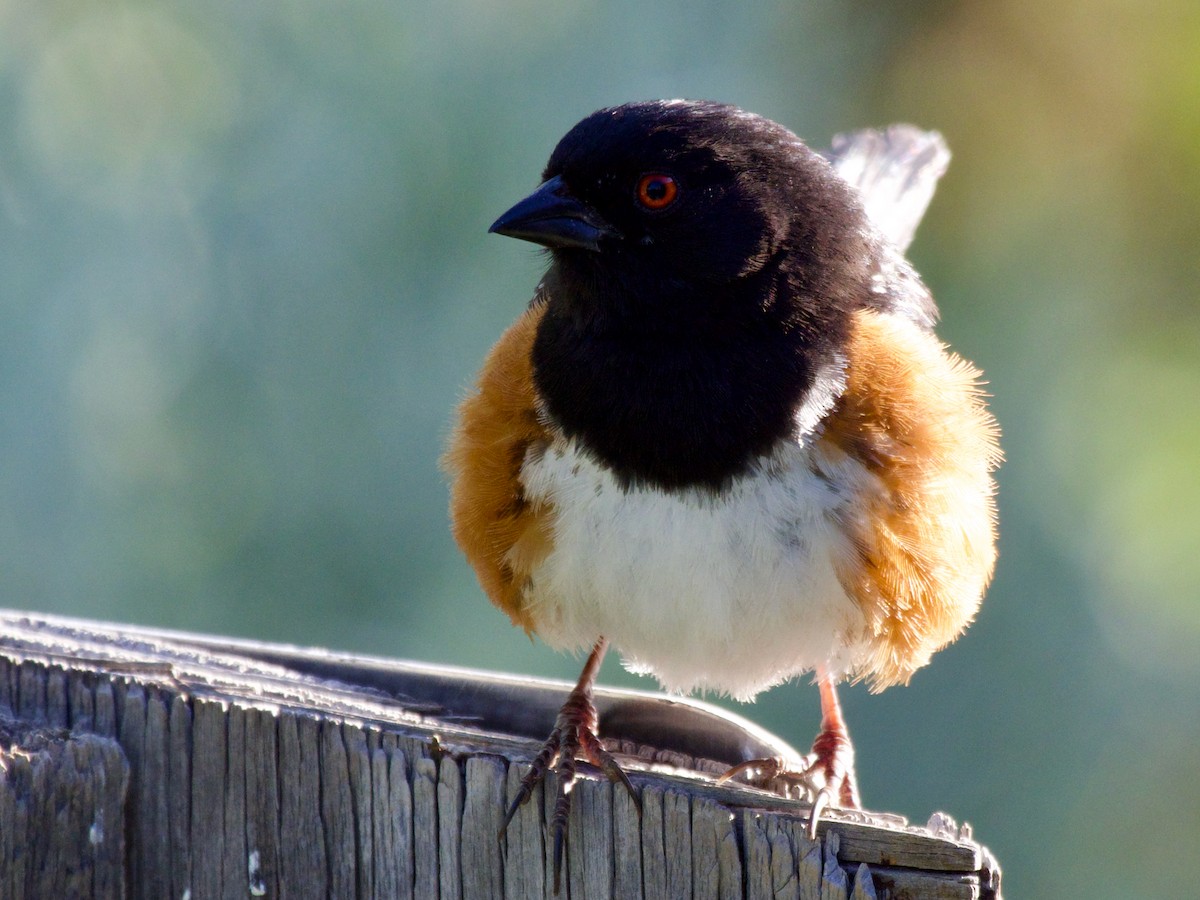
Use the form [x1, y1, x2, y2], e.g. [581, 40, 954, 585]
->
[0, 609, 1000, 898]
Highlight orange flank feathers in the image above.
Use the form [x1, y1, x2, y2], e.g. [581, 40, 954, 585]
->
[817, 309, 1002, 689]
[443, 298, 554, 630]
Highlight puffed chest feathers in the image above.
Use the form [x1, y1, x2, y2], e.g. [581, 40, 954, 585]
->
[516, 440, 872, 701]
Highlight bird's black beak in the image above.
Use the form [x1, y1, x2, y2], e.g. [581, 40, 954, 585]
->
[489, 175, 615, 252]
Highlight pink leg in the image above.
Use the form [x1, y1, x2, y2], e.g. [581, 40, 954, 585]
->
[719, 672, 861, 838]
[501, 638, 639, 893]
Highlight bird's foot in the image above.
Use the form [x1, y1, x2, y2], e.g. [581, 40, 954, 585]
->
[501, 640, 639, 893]
[717, 676, 860, 839]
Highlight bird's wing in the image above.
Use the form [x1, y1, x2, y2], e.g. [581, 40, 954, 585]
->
[824, 125, 950, 255]
[443, 296, 554, 630]
[814, 308, 1001, 689]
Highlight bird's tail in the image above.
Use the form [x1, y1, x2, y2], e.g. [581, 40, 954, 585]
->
[824, 125, 951, 254]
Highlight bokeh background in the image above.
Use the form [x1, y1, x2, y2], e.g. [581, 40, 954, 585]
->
[2, 1, 1197, 895]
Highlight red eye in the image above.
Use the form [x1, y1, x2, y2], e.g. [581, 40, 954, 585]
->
[635, 173, 678, 210]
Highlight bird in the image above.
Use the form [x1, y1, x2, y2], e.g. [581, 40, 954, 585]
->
[443, 99, 999, 889]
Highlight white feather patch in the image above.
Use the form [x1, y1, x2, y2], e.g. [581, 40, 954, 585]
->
[516, 439, 871, 701]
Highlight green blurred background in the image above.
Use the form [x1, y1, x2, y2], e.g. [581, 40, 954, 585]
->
[2, 1, 1197, 895]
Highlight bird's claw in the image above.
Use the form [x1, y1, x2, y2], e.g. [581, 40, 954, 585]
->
[806, 786, 834, 840]
[584, 730, 641, 815]
[501, 686, 639, 894]
[500, 732, 562, 835]
[718, 727, 860, 839]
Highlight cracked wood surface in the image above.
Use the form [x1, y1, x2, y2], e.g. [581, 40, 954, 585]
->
[0, 609, 1001, 899]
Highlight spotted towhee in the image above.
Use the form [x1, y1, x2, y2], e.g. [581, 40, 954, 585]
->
[444, 100, 1000, 888]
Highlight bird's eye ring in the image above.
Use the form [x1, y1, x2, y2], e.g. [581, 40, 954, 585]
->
[635, 173, 678, 211]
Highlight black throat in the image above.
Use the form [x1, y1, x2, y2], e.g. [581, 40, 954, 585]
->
[530, 257, 849, 492]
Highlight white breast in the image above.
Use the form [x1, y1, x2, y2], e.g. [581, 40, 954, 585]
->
[517, 440, 871, 701]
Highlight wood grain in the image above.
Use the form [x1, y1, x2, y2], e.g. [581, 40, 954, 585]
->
[0, 717, 128, 899]
[0, 609, 1002, 898]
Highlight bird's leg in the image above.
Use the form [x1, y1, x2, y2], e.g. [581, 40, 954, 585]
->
[501, 637, 639, 893]
[804, 675, 861, 832]
[718, 672, 860, 838]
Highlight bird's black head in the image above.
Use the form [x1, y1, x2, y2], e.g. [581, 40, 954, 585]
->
[490, 100, 878, 491]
